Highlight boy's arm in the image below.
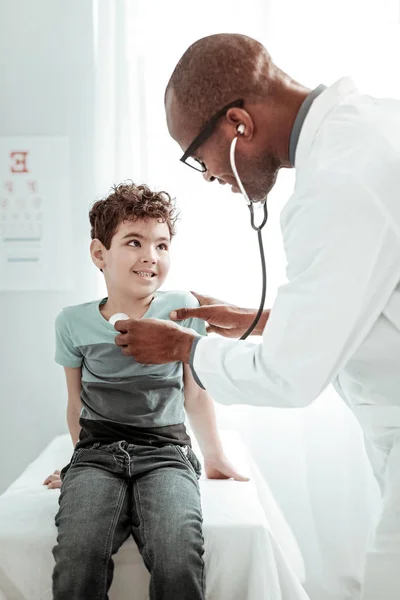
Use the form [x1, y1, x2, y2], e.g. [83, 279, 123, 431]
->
[64, 367, 82, 447]
[43, 367, 82, 489]
[183, 364, 248, 481]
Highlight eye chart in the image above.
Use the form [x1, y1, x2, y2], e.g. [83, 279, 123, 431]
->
[0, 137, 73, 291]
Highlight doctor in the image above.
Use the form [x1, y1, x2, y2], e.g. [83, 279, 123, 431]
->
[115, 34, 400, 599]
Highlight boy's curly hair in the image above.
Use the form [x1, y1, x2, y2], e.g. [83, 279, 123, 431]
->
[89, 182, 179, 249]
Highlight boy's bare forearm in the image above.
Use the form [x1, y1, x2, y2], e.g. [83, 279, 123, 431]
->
[186, 391, 223, 459]
[67, 405, 81, 447]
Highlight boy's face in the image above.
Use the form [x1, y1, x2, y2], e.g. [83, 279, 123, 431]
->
[100, 218, 171, 298]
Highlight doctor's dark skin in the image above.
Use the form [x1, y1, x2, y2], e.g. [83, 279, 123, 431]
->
[114, 33, 309, 365]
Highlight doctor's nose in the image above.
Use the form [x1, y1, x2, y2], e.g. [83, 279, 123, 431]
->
[203, 170, 216, 183]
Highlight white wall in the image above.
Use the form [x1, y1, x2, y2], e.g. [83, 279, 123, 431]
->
[0, 0, 97, 493]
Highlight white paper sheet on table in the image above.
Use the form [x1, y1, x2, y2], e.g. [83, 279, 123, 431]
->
[0, 431, 308, 600]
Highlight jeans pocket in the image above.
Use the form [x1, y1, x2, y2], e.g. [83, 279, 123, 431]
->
[187, 446, 202, 478]
[70, 448, 84, 465]
[176, 445, 202, 479]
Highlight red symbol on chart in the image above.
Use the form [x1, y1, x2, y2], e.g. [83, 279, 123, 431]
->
[4, 181, 13, 193]
[27, 180, 37, 193]
[10, 151, 29, 173]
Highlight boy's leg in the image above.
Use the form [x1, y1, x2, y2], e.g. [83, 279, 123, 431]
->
[52, 444, 131, 600]
[130, 444, 205, 600]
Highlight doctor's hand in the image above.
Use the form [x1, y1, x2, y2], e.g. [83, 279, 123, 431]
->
[170, 291, 270, 338]
[114, 317, 197, 364]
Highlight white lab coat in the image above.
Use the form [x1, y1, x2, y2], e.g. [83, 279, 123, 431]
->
[192, 78, 400, 600]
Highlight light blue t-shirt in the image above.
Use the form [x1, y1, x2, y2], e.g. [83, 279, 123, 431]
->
[55, 290, 207, 449]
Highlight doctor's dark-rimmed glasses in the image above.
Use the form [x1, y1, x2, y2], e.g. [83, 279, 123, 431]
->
[180, 99, 244, 172]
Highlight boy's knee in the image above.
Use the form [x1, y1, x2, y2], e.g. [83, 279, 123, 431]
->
[53, 538, 105, 567]
[149, 533, 204, 573]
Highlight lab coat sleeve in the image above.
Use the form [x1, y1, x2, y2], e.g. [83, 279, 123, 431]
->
[191, 178, 400, 407]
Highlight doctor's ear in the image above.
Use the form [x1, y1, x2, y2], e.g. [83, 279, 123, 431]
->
[225, 107, 254, 140]
[90, 238, 106, 271]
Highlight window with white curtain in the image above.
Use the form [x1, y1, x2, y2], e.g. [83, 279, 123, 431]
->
[92, 2, 399, 598]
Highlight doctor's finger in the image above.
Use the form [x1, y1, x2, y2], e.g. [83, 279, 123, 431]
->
[190, 291, 234, 307]
[206, 324, 236, 337]
[206, 323, 223, 334]
[115, 333, 129, 347]
[170, 307, 209, 321]
[113, 319, 130, 333]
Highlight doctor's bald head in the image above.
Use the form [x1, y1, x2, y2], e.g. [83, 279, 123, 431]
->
[165, 33, 310, 202]
[165, 34, 273, 129]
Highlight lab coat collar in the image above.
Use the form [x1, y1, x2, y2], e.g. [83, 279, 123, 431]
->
[289, 84, 327, 166]
[294, 77, 358, 168]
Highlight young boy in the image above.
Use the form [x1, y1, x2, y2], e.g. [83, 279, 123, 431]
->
[48, 182, 246, 600]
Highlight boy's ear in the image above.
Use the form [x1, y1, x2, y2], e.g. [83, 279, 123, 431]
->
[90, 239, 106, 271]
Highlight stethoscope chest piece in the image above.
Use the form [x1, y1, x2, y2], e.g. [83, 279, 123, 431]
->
[109, 313, 130, 326]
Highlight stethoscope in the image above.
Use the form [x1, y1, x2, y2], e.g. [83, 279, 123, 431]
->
[228, 84, 328, 339]
[109, 127, 269, 338]
[230, 127, 268, 340]
[110, 87, 326, 337]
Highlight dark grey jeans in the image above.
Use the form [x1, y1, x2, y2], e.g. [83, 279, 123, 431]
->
[52, 441, 205, 600]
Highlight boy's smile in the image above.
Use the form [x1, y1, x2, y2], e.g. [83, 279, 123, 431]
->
[133, 269, 156, 279]
[92, 217, 171, 316]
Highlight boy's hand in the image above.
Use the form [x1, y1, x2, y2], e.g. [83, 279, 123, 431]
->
[43, 470, 62, 489]
[204, 454, 250, 482]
